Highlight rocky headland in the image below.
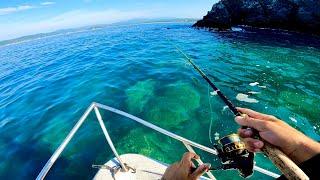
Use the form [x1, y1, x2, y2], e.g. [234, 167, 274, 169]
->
[193, 0, 320, 34]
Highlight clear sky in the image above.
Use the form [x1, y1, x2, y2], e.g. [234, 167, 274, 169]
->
[0, 0, 217, 41]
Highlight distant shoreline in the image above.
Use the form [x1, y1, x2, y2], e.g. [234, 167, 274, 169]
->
[0, 18, 196, 47]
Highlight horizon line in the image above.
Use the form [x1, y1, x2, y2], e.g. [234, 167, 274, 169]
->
[0, 18, 197, 46]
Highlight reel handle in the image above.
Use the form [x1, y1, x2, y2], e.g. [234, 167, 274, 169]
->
[262, 142, 309, 180]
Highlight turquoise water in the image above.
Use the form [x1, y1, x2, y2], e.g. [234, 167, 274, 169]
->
[0, 22, 319, 179]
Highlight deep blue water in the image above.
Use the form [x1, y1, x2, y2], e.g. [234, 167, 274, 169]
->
[0, 22, 319, 179]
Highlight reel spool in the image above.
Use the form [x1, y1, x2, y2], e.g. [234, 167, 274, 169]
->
[214, 133, 254, 178]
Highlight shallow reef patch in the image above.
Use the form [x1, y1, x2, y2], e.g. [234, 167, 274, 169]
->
[125, 79, 156, 114]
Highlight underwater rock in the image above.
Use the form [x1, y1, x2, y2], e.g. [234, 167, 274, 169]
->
[146, 97, 189, 127]
[116, 128, 181, 162]
[117, 128, 159, 155]
[125, 79, 156, 114]
[193, 0, 320, 34]
[146, 82, 201, 127]
[164, 82, 200, 110]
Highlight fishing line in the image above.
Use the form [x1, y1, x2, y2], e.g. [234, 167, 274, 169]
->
[207, 83, 214, 144]
[167, 38, 241, 117]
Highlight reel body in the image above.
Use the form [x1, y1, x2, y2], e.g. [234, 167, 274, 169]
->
[214, 133, 254, 178]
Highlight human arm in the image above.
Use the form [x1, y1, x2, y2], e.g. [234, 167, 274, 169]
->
[234, 107, 320, 164]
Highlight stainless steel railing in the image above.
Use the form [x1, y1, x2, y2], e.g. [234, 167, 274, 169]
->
[36, 102, 280, 180]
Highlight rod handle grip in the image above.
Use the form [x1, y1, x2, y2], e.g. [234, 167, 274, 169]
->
[262, 142, 309, 180]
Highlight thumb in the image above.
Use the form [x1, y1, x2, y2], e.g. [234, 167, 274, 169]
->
[190, 163, 210, 180]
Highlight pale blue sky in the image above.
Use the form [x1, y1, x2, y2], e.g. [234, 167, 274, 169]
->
[0, 0, 217, 41]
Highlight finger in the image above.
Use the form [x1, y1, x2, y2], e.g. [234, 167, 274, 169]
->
[243, 138, 264, 152]
[237, 107, 271, 119]
[190, 164, 210, 180]
[235, 115, 268, 131]
[181, 152, 199, 165]
[238, 128, 253, 138]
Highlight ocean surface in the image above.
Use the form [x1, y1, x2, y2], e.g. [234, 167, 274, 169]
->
[0, 22, 319, 179]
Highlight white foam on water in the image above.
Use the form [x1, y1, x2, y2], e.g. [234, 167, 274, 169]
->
[289, 117, 298, 123]
[210, 91, 218, 96]
[249, 82, 259, 86]
[236, 93, 259, 103]
[214, 132, 220, 140]
[258, 85, 267, 88]
[222, 105, 229, 111]
[256, 65, 260, 67]
[248, 91, 261, 94]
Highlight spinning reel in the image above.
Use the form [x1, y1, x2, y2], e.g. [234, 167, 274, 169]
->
[213, 133, 254, 178]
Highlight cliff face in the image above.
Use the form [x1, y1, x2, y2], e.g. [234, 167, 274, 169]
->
[193, 0, 320, 34]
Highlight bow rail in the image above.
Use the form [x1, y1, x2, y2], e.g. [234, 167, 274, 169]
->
[36, 102, 280, 180]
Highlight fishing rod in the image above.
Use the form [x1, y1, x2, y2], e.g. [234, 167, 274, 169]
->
[169, 40, 309, 180]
